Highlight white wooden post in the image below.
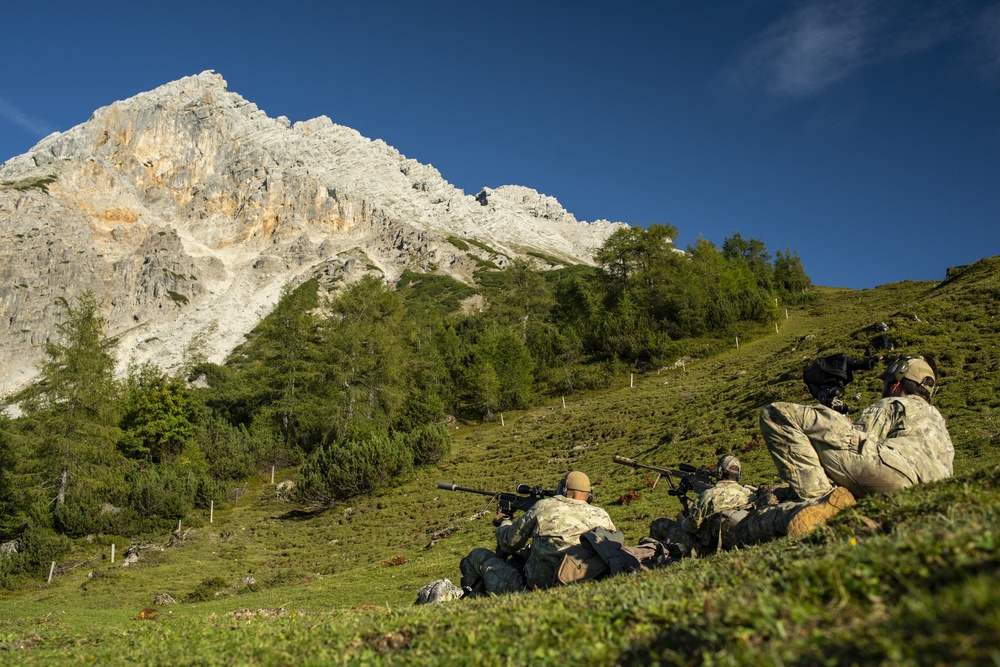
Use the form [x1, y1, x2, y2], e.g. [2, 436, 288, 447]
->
[111, 543, 115, 564]
[562, 396, 566, 408]
[48, 561, 55, 584]
[630, 374, 634, 388]
[785, 308, 789, 319]
[210, 500, 214, 524]
[736, 337, 739, 349]
[501, 414, 505, 426]
[177, 519, 182, 533]
[775, 323, 779, 334]
[271, 466, 275, 485]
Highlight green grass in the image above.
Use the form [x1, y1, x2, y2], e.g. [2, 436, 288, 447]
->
[1, 175, 57, 194]
[526, 251, 566, 266]
[167, 290, 189, 306]
[2, 257, 1000, 665]
[446, 236, 470, 252]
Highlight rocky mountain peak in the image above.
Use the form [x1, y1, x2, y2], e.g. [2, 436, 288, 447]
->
[0, 72, 625, 399]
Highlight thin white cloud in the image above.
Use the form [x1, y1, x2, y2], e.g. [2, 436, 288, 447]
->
[724, 1, 871, 98]
[965, 3, 1000, 87]
[719, 0, 971, 100]
[0, 95, 56, 138]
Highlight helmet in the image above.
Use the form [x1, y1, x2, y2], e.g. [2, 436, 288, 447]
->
[557, 471, 594, 503]
[715, 455, 742, 482]
[884, 356, 936, 398]
[564, 471, 591, 493]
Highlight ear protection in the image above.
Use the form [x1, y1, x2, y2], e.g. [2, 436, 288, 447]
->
[884, 356, 937, 398]
[556, 475, 594, 503]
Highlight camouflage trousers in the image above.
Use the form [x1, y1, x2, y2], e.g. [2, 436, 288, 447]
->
[648, 517, 700, 557]
[761, 402, 912, 500]
[728, 498, 812, 546]
[459, 548, 526, 597]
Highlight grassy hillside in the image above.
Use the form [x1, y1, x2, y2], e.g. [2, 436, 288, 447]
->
[1, 258, 999, 665]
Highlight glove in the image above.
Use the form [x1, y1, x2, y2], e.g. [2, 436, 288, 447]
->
[492, 512, 511, 527]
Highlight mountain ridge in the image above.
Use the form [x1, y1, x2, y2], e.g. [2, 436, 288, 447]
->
[0, 71, 626, 398]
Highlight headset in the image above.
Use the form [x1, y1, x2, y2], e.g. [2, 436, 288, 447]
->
[884, 355, 937, 398]
[556, 474, 594, 503]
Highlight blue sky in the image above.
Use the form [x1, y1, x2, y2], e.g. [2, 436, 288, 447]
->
[1, 1, 997, 289]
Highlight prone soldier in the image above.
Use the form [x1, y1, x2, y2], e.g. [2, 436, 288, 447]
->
[458, 470, 616, 597]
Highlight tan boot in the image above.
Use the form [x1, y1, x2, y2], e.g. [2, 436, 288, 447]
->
[787, 487, 856, 537]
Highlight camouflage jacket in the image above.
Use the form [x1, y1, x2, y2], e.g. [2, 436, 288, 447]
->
[496, 495, 616, 589]
[681, 480, 755, 545]
[853, 395, 954, 483]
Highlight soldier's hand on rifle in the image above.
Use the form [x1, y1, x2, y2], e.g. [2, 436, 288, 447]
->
[493, 512, 512, 527]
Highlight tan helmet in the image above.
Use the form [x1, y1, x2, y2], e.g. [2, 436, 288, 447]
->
[715, 455, 742, 482]
[564, 471, 592, 493]
[884, 356, 936, 397]
[558, 471, 594, 503]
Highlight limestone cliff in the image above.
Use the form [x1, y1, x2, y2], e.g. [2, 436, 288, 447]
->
[0, 71, 624, 398]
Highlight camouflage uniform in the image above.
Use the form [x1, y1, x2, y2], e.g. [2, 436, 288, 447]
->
[761, 396, 953, 500]
[459, 495, 616, 595]
[648, 514, 697, 557]
[728, 495, 814, 546]
[682, 480, 756, 550]
[649, 480, 755, 555]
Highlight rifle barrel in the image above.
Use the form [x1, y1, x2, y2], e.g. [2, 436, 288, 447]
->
[612, 455, 674, 476]
[437, 483, 499, 498]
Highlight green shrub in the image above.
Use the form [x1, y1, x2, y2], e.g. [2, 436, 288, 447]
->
[197, 416, 291, 480]
[405, 423, 451, 465]
[125, 466, 196, 519]
[0, 518, 71, 588]
[184, 576, 229, 602]
[295, 433, 414, 504]
[396, 392, 447, 432]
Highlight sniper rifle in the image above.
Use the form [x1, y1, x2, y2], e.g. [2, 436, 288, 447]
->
[612, 455, 717, 514]
[437, 482, 557, 518]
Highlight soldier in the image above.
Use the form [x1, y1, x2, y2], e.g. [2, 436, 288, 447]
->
[763, 355, 953, 502]
[649, 455, 756, 555]
[732, 355, 954, 544]
[459, 470, 616, 597]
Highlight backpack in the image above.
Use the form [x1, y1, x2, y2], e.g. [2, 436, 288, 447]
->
[556, 527, 677, 585]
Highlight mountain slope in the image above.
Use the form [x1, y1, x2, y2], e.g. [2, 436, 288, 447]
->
[0, 71, 623, 398]
[0, 257, 998, 665]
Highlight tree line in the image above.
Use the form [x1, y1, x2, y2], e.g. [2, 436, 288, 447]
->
[0, 224, 809, 585]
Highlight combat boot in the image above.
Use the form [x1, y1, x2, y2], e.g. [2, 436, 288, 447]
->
[786, 486, 856, 537]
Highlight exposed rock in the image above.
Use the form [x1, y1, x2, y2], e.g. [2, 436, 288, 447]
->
[153, 593, 175, 605]
[415, 578, 463, 604]
[275, 480, 295, 500]
[0, 71, 625, 398]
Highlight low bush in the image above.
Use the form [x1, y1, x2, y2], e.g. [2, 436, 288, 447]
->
[406, 423, 451, 465]
[295, 433, 414, 504]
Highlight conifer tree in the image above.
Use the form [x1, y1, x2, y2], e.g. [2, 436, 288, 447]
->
[14, 293, 124, 511]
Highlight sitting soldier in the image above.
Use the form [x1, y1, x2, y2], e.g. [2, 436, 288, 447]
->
[732, 355, 953, 545]
[459, 470, 616, 596]
[762, 355, 953, 502]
